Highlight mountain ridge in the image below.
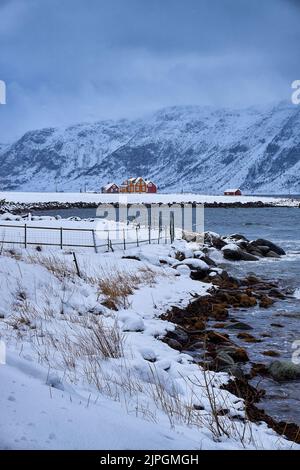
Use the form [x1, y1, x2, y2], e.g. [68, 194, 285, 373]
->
[0, 101, 300, 194]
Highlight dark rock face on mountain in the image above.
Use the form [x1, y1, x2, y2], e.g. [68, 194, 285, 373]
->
[0, 102, 299, 193]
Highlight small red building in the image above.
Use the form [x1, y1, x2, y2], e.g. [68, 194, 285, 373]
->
[101, 182, 119, 193]
[224, 188, 242, 196]
[145, 180, 157, 193]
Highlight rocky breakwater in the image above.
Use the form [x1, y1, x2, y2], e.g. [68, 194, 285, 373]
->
[160, 231, 300, 443]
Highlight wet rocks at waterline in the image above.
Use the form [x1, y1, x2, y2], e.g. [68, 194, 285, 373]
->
[171, 231, 286, 280]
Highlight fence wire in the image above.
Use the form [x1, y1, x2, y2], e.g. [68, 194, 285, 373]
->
[0, 222, 174, 252]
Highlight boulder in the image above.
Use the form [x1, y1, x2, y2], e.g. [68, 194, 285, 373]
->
[211, 303, 228, 320]
[213, 322, 227, 329]
[240, 251, 259, 261]
[178, 258, 210, 281]
[237, 332, 261, 343]
[175, 264, 191, 276]
[229, 347, 249, 363]
[250, 239, 285, 256]
[140, 348, 157, 362]
[218, 345, 249, 363]
[204, 231, 227, 249]
[255, 245, 270, 255]
[238, 293, 257, 307]
[251, 363, 269, 377]
[182, 230, 196, 242]
[221, 244, 242, 261]
[268, 360, 300, 381]
[235, 240, 250, 250]
[164, 338, 182, 351]
[222, 244, 258, 261]
[227, 321, 253, 330]
[167, 327, 189, 346]
[173, 251, 185, 261]
[259, 295, 274, 308]
[268, 288, 285, 299]
[228, 233, 249, 242]
[122, 318, 145, 332]
[262, 350, 280, 357]
[206, 330, 230, 344]
[266, 250, 281, 258]
[179, 258, 209, 270]
[201, 255, 217, 266]
[193, 250, 205, 258]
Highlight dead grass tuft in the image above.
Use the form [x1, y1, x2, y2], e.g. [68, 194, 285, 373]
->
[97, 265, 158, 309]
[27, 253, 76, 279]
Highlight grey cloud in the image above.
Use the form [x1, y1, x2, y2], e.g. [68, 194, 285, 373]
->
[0, 0, 299, 141]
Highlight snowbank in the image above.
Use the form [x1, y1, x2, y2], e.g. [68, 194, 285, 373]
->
[0, 240, 296, 450]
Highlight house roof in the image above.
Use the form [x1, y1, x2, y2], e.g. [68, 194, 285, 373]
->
[224, 188, 241, 193]
[122, 177, 147, 184]
[103, 182, 118, 190]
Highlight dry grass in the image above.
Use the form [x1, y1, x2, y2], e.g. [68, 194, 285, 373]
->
[2, 248, 22, 260]
[78, 317, 125, 360]
[97, 265, 158, 310]
[27, 253, 77, 280]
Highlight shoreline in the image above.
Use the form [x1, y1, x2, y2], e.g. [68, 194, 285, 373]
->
[1, 200, 299, 215]
[161, 269, 300, 444]
[0, 191, 299, 213]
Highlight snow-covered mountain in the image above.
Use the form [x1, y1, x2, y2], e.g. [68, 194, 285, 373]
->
[1, 101, 300, 194]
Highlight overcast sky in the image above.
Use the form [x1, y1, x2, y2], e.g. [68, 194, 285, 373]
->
[0, 0, 299, 141]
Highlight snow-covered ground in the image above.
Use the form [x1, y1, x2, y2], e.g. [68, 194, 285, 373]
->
[0, 232, 297, 450]
[0, 191, 298, 206]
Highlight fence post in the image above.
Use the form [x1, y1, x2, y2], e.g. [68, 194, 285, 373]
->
[158, 213, 162, 244]
[123, 229, 126, 250]
[136, 227, 139, 247]
[148, 225, 151, 244]
[170, 213, 175, 243]
[92, 229, 98, 253]
[107, 230, 110, 251]
[60, 227, 63, 250]
[72, 252, 81, 277]
[24, 224, 27, 248]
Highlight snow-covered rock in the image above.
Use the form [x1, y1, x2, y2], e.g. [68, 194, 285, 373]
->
[175, 264, 191, 276]
[178, 258, 209, 271]
[122, 317, 145, 332]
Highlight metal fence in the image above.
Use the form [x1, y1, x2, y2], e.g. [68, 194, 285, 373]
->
[0, 221, 176, 252]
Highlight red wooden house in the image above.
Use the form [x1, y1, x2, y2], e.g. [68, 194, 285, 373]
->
[145, 180, 157, 193]
[101, 178, 157, 193]
[119, 177, 157, 193]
